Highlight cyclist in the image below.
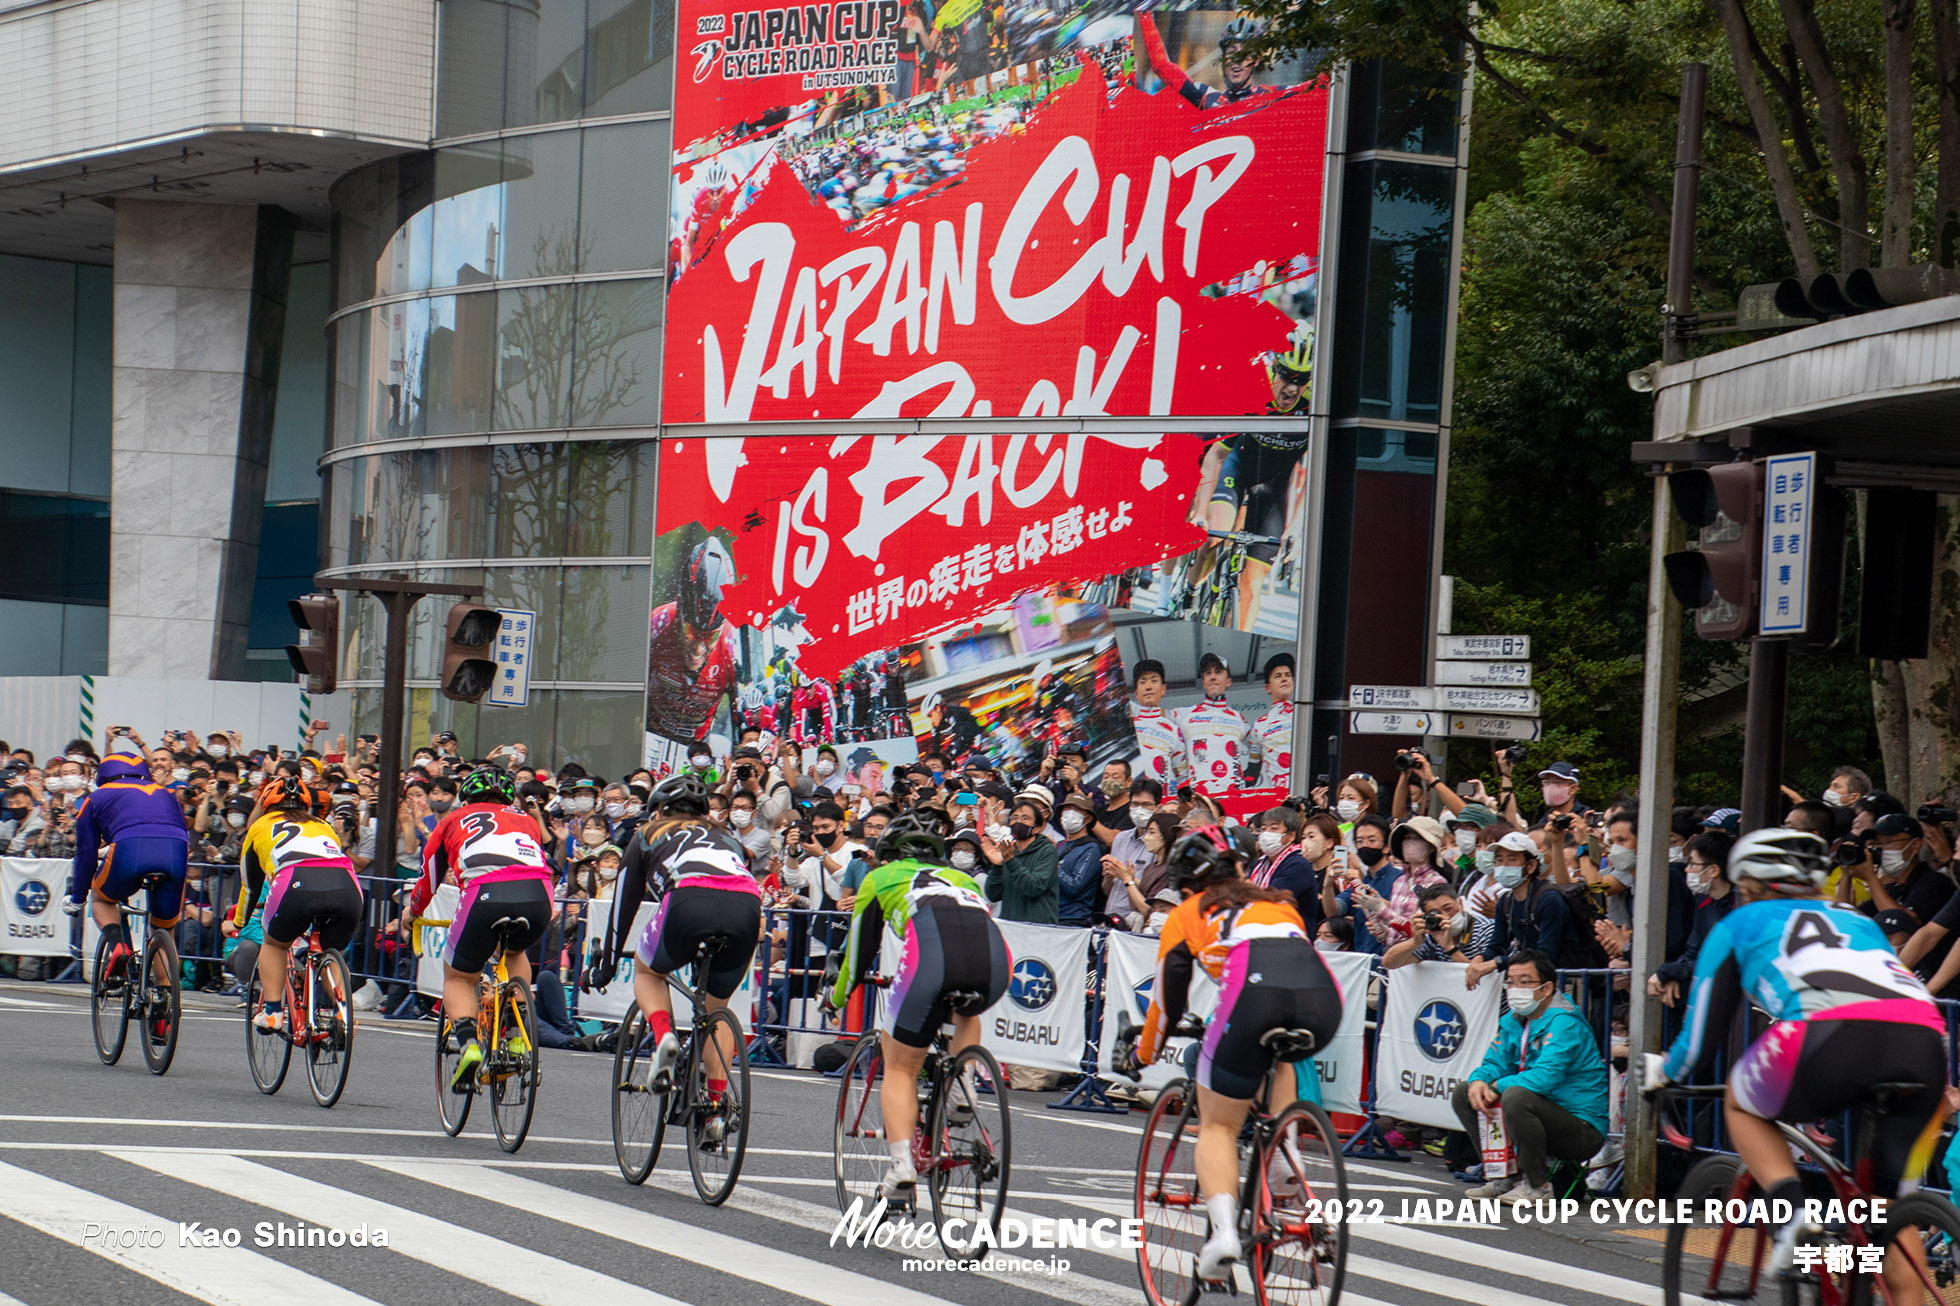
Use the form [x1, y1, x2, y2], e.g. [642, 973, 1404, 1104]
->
[231, 775, 365, 1034]
[588, 775, 758, 1141]
[1117, 826, 1343, 1283]
[63, 748, 191, 1042]
[1137, 13, 1273, 110]
[1643, 828, 1946, 1292]
[646, 535, 739, 742]
[826, 812, 1011, 1205]
[408, 767, 553, 1092]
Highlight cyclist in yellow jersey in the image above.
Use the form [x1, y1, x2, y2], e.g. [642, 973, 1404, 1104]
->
[229, 776, 365, 1034]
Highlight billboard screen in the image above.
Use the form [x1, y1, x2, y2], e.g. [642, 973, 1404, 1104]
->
[662, 1, 1330, 424]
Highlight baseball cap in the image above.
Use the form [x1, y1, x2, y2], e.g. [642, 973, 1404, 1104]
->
[1874, 813, 1918, 839]
[1061, 791, 1096, 814]
[1494, 831, 1539, 857]
[1448, 803, 1497, 829]
[1197, 652, 1228, 675]
[1014, 783, 1055, 813]
[1874, 908, 1919, 937]
[1701, 808, 1742, 834]
[1537, 761, 1580, 783]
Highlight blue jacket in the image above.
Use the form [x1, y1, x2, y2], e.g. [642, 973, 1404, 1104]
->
[1469, 992, 1610, 1136]
[1334, 862, 1401, 956]
[69, 756, 189, 904]
[1056, 834, 1105, 926]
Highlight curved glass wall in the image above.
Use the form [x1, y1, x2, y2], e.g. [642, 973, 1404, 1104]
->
[324, 6, 674, 774]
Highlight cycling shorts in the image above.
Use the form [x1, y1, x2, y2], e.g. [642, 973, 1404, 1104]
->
[1199, 936, 1343, 1100]
[93, 837, 189, 928]
[882, 899, 1011, 1049]
[634, 876, 763, 999]
[262, 858, 365, 953]
[1728, 1015, 1945, 1198]
[443, 869, 552, 974]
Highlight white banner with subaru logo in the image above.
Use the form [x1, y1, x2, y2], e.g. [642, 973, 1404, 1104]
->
[2, 857, 67, 956]
[1372, 961, 1504, 1131]
[1093, 931, 1371, 1112]
[978, 921, 1093, 1076]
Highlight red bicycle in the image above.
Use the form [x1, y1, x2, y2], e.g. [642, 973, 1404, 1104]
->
[1657, 1083, 1960, 1305]
[245, 924, 356, 1108]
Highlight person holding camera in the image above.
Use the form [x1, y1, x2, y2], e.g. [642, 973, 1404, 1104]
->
[1838, 811, 1953, 935]
[1382, 881, 1493, 969]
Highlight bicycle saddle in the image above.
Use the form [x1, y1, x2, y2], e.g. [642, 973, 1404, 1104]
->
[1861, 1080, 1930, 1110]
[943, 989, 989, 1016]
[489, 915, 531, 933]
[696, 932, 738, 958]
[1258, 1027, 1318, 1061]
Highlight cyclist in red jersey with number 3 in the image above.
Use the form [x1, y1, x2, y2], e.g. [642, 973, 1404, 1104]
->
[409, 769, 553, 1092]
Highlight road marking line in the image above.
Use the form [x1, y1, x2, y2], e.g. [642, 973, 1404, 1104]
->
[120, 1152, 690, 1306]
[0, 1158, 381, 1306]
[391, 1160, 953, 1306]
[1347, 1220, 1664, 1305]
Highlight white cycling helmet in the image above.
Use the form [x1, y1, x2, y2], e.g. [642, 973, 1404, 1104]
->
[1727, 828, 1830, 893]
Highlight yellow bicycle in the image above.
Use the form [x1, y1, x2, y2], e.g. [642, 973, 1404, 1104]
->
[408, 913, 542, 1153]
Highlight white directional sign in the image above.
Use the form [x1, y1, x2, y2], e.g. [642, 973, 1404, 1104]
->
[1348, 685, 1434, 711]
[486, 608, 535, 707]
[1437, 635, 1531, 660]
[1439, 686, 1539, 714]
[1435, 660, 1532, 687]
[1447, 714, 1544, 742]
[1350, 711, 1434, 736]
[1759, 451, 1814, 636]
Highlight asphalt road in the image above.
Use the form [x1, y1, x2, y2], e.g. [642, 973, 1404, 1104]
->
[0, 978, 1675, 1306]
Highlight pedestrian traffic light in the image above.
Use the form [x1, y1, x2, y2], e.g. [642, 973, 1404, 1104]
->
[1663, 461, 1763, 640]
[440, 602, 503, 702]
[285, 594, 340, 694]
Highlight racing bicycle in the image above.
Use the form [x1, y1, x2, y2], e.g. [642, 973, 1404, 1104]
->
[833, 975, 1011, 1254]
[610, 932, 752, 1206]
[1120, 1013, 1349, 1306]
[245, 922, 356, 1107]
[1655, 1082, 1960, 1305]
[411, 912, 542, 1153]
[90, 870, 181, 1076]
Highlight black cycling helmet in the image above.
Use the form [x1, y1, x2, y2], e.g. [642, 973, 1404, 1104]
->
[652, 773, 711, 816]
[459, 768, 516, 806]
[1165, 825, 1242, 893]
[681, 536, 735, 630]
[876, 811, 948, 864]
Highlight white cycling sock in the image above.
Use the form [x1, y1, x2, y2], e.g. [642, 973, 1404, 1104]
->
[888, 1138, 915, 1176]
[1206, 1193, 1238, 1239]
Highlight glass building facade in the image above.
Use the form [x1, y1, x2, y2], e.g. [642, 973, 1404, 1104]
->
[316, 5, 1470, 779]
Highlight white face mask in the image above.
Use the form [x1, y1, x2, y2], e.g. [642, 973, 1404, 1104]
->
[729, 809, 753, 828]
[690, 755, 711, 769]
[1687, 868, 1717, 894]
[1313, 939, 1341, 953]
[1881, 848, 1911, 874]
[1606, 845, 1637, 875]
[624, 802, 643, 819]
[951, 806, 972, 827]
[598, 861, 621, 882]
[1820, 788, 1845, 809]
[1257, 830, 1285, 855]
[1336, 800, 1362, 822]
[209, 744, 229, 758]
[1060, 810, 1087, 834]
[816, 759, 837, 776]
[604, 801, 626, 820]
[1130, 805, 1155, 828]
[986, 823, 1012, 843]
[1506, 987, 1544, 1018]
[1493, 862, 1525, 889]
[248, 770, 264, 785]
[570, 795, 595, 813]
[301, 766, 318, 782]
[950, 848, 978, 871]
[1454, 829, 1477, 855]
[171, 768, 190, 783]
[1401, 840, 1433, 866]
[226, 812, 247, 829]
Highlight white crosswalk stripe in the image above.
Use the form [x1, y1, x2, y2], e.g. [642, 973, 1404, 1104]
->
[0, 1158, 382, 1306]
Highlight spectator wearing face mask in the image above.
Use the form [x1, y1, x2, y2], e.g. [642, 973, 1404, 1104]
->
[1105, 810, 1178, 928]
[1332, 777, 1376, 831]
[1361, 816, 1448, 945]
[1249, 806, 1319, 931]
[1649, 830, 1739, 1006]
[982, 788, 1060, 924]
[1055, 793, 1105, 927]
[1843, 812, 1954, 934]
[1454, 949, 1609, 1207]
[1817, 766, 1871, 814]
[684, 745, 720, 784]
[1525, 761, 1588, 830]
[1321, 814, 1397, 957]
[1383, 882, 1493, 969]
[725, 790, 773, 872]
[3, 785, 46, 855]
[1466, 833, 1579, 985]
[1314, 917, 1355, 952]
[810, 745, 843, 790]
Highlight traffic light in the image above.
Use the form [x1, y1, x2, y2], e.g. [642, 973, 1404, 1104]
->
[1663, 461, 1763, 640]
[285, 594, 340, 693]
[1773, 263, 1958, 320]
[440, 602, 503, 701]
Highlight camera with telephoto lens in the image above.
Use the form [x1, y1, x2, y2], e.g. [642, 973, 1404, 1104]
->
[1503, 744, 1529, 767]
[1395, 750, 1426, 773]
[1834, 835, 1870, 867]
[1918, 804, 1958, 825]
[735, 764, 754, 781]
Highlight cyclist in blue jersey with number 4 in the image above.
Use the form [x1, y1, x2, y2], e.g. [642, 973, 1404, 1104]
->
[1642, 829, 1946, 1298]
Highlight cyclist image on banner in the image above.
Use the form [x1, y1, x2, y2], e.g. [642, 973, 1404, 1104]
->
[645, 529, 741, 763]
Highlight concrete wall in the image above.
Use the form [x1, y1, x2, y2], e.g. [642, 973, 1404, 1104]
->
[0, 675, 348, 761]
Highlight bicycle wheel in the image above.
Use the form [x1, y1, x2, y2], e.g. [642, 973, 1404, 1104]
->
[1851, 1191, 1960, 1306]
[304, 950, 355, 1108]
[1136, 1079, 1205, 1306]
[928, 1045, 1010, 1254]
[687, 1007, 750, 1206]
[434, 1014, 474, 1136]
[1663, 1154, 1785, 1306]
[833, 1034, 888, 1214]
[140, 929, 181, 1076]
[90, 928, 131, 1066]
[611, 1007, 666, 1184]
[490, 979, 540, 1154]
[245, 968, 292, 1094]
[1255, 1100, 1347, 1306]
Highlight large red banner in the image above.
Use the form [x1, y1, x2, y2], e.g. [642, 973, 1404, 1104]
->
[657, 433, 1206, 679]
[663, 4, 1329, 424]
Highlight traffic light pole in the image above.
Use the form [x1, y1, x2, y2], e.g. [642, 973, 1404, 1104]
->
[1626, 61, 1705, 1204]
[1740, 638, 1790, 829]
[313, 577, 479, 892]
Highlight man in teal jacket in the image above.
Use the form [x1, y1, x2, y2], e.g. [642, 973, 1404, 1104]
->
[1450, 948, 1608, 1206]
